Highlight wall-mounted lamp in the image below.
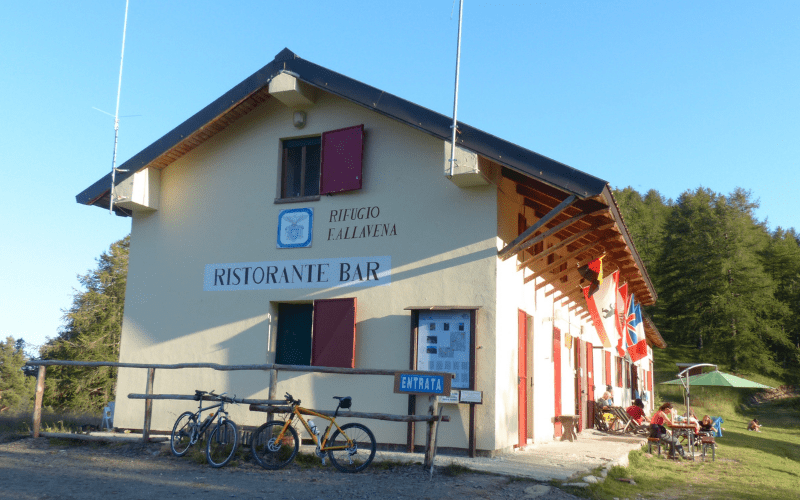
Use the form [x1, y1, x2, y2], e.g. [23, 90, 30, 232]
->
[293, 110, 307, 129]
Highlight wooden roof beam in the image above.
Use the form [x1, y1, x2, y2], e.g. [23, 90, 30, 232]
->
[524, 236, 613, 284]
[499, 195, 576, 261]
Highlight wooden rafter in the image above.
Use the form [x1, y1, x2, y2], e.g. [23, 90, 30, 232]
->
[516, 227, 594, 271]
[524, 238, 604, 284]
[509, 210, 603, 266]
[498, 195, 576, 260]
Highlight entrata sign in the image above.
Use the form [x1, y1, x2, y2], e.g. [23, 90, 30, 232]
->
[204, 256, 391, 291]
[393, 371, 453, 396]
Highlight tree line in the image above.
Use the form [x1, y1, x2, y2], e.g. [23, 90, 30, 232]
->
[615, 187, 800, 380]
[1, 236, 128, 413]
[3, 186, 798, 414]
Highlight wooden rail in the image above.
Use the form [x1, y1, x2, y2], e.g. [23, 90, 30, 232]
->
[25, 359, 451, 467]
[247, 404, 451, 423]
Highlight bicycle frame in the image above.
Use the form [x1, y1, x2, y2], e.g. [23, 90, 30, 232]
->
[280, 406, 352, 452]
[191, 396, 229, 441]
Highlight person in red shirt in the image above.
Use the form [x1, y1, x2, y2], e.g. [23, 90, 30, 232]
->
[650, 402, 687, 459]
[626, 399, 647, 424]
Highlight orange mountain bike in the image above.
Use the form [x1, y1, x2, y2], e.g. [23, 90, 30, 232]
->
[250, 392, 376, 473]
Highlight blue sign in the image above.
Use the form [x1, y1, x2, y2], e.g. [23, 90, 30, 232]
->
[398, 374, 446, 394]
[277, 208, 313, 248]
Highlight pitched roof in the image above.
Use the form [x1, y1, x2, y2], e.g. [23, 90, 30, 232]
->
[77, 48, 608, 211]
[75, 48, 657, 305]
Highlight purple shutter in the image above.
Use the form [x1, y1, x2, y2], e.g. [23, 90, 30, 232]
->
[320, 125, 363, 194]
[312, 298, 357, 368]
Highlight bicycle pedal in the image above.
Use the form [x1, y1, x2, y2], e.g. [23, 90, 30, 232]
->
[321, 457, 326, 466]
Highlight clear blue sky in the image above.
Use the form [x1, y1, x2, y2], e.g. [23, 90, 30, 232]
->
[2, 1, 798, 351]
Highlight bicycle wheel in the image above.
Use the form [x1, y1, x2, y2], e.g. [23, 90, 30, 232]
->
[170, 411, 197, 457]
[327, 422, 376, 473]
[206, 419, 239, 468]
[250, 421, 299, 469]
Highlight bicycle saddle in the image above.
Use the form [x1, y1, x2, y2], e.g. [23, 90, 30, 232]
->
[194, 390, 208, 401]
[333, 396, 352, 409]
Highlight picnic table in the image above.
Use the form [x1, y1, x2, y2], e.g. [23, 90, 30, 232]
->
[668, 423, 698, 460]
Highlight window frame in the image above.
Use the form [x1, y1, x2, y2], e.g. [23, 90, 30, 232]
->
[276, 136, 322, 204]
[275, 125, 364, 204]
[273, 298, 357, 368]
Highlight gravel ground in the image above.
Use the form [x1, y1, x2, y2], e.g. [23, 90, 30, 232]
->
[0, 435, 582, 500]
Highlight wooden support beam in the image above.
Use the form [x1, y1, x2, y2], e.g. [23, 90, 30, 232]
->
[499, 195, 576, 260]
[524, 236, 612, 284]
[510, 210, 603, 265]
[517, 227, 594, 271]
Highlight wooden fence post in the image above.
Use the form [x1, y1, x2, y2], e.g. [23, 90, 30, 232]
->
[32, 366, 46, 438]
[423, 394, 439, 468]
[268, 369, 278, 401]
[142, 368, 155, 442]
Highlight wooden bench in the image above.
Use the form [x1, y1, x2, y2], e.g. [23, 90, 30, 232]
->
[700, 435, 715, 461]
[647, 436, 662, 456]
[556, 415, 578, 441]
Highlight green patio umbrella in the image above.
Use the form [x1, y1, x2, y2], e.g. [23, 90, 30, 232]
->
[659, 364, 772, 421]
[661, 370, 772, 389]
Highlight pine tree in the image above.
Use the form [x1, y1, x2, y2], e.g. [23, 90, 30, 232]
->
[0, 336, 36, 412]
[40, 236, 129, 412]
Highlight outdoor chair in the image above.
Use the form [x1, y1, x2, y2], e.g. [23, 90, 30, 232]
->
[594, 402, 609, 431]
[700, 435, 716, 461]
[712, 416, 724, 437]
[101, 402, 115, 431]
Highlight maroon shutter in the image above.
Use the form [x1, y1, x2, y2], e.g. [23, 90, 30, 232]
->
[311, 298, 357, 368]
[320, 125, 363, 194]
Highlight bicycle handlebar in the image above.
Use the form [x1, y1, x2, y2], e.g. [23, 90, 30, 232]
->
[284, 392, 300, 406]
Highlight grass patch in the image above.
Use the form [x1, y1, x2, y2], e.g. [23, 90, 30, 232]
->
[441, 461, 472, 476]
[580, 344, 800, 499]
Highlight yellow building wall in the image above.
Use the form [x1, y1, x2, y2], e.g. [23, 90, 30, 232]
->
[114, 92, 500, 451]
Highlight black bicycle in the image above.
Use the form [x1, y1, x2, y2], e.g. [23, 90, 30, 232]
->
[170, 390, 240, 468]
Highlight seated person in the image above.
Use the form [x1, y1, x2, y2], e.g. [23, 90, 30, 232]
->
[626, 399, 648, 425]
[650, 402, 687, 459]
[596, 391, 613, 409]
[748, 418, 762, 432]
[699, 415, 715, 435]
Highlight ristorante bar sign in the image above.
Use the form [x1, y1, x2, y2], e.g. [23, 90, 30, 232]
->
[203, 256, 391, 291]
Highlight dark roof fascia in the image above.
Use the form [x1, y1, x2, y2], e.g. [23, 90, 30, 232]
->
[76, 48, 607, 210]
[601, 184, 657, 302]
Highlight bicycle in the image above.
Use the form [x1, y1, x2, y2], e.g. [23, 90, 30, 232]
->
[170, 390, 240, 468]
[250, 392, 376, 473]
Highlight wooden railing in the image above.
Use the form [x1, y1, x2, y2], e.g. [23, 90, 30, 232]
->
[25, 360, 451, 466]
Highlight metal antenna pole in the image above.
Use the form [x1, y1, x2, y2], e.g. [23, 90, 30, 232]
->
[448, 0, 464, 178]
[109, 0, 130, 214]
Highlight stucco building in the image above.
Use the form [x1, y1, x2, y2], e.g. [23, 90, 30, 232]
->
[77, 48, 665, 455]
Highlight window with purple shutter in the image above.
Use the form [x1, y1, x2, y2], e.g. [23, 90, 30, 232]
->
[319, 125, 363, 194]
[311, 298, 357, 368]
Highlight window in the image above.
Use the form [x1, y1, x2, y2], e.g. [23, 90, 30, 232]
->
[281, 137, 321, 199]
[274, 298, 357, 368]
[278, 125, 364, 202]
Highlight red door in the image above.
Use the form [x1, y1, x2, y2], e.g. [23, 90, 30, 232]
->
[518, 309, 528, 447]
[586, 342, 595, 429]
[553, 326, 562, 438]
[574, 337, 584, 432]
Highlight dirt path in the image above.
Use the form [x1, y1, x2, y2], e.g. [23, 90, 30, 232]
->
[0, 436, 581, 500]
